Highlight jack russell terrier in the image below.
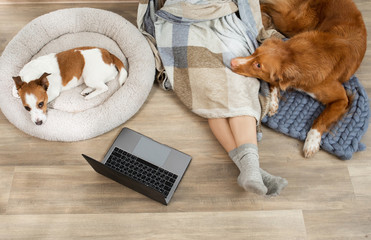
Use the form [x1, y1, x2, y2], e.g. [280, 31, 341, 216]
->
[12, 47, 127, 125]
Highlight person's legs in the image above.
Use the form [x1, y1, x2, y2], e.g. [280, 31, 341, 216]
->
[208, 118, 237, 152]
[227, 115, 267, 194]
[208, 116, 288, 195]
[228, 116, 257, 145]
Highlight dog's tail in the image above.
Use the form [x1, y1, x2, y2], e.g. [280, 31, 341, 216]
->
[111, 54, 127, 86]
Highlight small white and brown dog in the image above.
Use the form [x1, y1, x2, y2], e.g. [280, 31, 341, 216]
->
[12, 47, 127, 125]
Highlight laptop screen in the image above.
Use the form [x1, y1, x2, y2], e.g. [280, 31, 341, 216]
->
[132, 137, 171, 167]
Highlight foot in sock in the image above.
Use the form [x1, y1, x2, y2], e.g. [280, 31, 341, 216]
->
[260, 169, 288, 196]
[229, 144, 288, 195]
[237, 156, 267, 194]
[229, 144, 267, 195]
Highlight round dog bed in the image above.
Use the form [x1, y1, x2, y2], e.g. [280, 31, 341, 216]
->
[0, 8, 155, 141]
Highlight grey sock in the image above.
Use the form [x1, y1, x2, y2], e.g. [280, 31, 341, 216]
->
[229, 144, 288, 196]
[260, 168, 288, 196]
[228, 144, 267, 195]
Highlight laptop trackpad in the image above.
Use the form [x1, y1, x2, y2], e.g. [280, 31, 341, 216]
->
[132, 137, 171, 167]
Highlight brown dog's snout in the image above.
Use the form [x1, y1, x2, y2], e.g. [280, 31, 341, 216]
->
[230, 58, 238, 69]
[230, 58, 243, 70]
[231, 57, 253, 71]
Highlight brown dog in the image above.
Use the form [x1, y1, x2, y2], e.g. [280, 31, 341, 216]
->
[231, 0, 367, 158]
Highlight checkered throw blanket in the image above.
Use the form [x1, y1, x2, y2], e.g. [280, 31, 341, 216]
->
[137, 0, 275, 127]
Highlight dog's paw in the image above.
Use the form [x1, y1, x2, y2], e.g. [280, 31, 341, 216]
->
[303, 129, 321, 158]
[268, 100, 279, 116]
[268, 87, 279, 116]
[81, 87, 93, 96]
[84, 93, 94, 100]
[12, 86, 20, 98]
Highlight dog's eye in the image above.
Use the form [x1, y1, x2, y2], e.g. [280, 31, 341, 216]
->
[38, 102, 44, 108]
[255, 62, 261, 69]
[24, 106, 31, 111]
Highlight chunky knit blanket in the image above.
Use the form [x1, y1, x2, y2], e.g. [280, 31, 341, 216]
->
[262, 76, 369, 160]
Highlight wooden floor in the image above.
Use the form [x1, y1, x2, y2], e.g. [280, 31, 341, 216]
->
[0, 1, 370, 239]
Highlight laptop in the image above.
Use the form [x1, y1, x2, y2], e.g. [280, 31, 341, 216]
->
[82, 127, 192, 205]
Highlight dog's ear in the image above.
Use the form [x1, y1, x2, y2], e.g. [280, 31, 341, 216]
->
[270, 64, 300, 91]
[269, 67, 288, 90]
[269, 69, 292, 91]
[269, 58, 284, 84]
[283, 65, 300, 80]
[12, 76, 24, 90]
[37, 73, 50, 91]
[279, 65, 300, 90]
[270, 70, 283, 83]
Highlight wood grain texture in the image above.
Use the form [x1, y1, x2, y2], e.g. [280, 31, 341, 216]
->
[0, 211, 307, 240]
[0, 167, 14, 214]
[0, 1, 370, 239]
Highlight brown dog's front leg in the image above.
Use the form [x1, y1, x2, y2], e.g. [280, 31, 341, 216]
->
[268, 85, 280, 116]
[303, 87, 349, 158]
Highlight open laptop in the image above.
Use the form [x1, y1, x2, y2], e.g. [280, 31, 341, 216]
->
[82, 127, 192, 205]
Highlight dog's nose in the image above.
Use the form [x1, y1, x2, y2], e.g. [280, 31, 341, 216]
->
[230, 58, 239, 69]
[35, 120, 43, 125]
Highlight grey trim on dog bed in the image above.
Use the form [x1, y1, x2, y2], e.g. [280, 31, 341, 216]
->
[0, 8, 155, 141]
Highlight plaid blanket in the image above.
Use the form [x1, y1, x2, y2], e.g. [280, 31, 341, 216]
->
[137, 0, 282, 130]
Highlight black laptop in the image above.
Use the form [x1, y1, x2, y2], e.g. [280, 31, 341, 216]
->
[82, 127, 192, 205]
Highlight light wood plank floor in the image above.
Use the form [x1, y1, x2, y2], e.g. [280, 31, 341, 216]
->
[0, 1, 370, 239]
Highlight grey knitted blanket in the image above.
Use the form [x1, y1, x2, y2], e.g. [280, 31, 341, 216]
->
[262, 76, 369, 160]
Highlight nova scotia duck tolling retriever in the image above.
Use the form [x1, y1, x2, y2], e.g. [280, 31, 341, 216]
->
[230, 0, 367, 158]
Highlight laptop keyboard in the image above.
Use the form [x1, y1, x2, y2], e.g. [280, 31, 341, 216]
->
[105, 147, 178, 197]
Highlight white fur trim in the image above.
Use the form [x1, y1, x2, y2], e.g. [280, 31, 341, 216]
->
[25, 93, 47, 124]
[303, 128, 321, 158]
[268, 86, 279, 116]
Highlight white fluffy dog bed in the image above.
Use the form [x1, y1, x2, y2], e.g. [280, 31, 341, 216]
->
[0, 8, 155, 141]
